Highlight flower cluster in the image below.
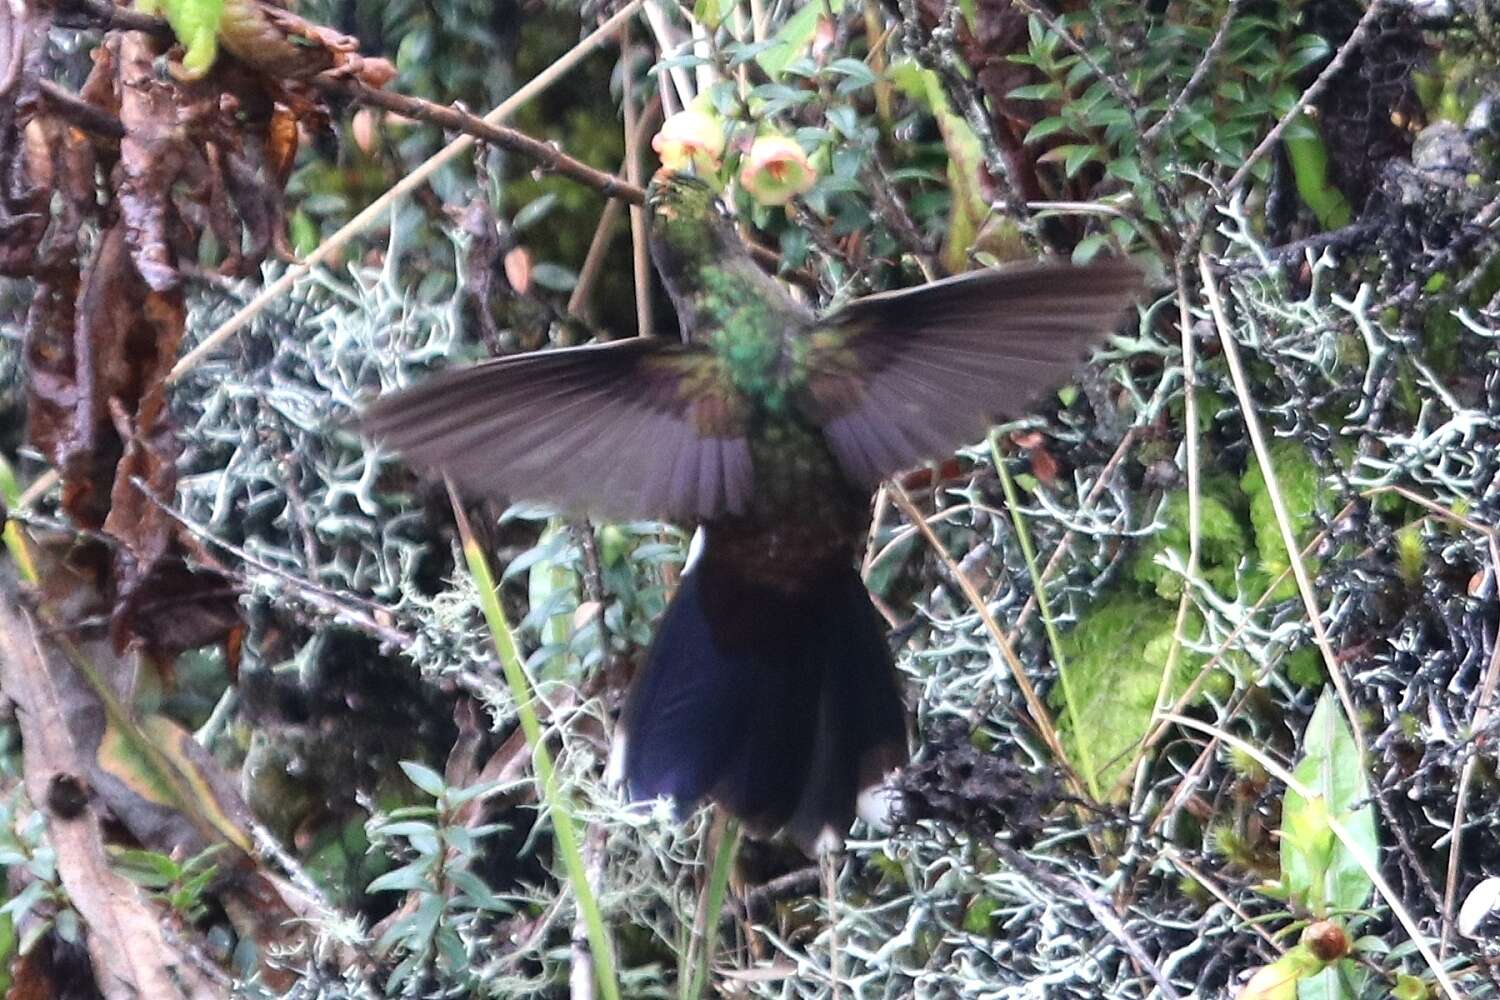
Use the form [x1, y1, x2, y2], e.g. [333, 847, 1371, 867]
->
[650, 107, 816, 207]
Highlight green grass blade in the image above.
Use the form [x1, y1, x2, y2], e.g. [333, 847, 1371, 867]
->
[450, 486, 621, 1000]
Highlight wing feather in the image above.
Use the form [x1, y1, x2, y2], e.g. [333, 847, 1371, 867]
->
[362, 338, 752, 522]
[802, 258, 1143, 488]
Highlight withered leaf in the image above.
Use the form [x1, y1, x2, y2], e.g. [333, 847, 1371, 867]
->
[118, 33, 191, 294]
[0, 0, 50, 276]
[0, 572, 223, 1000]
[219, 0, 394, 85]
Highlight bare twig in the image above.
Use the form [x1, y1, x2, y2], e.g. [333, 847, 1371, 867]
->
[37, 79, 124, 138]
[332, 79, 641, 202]
[888, 481, 1089, 803]
[1130, 263, 1203, 813]
[621, 29, 654, 340]
[133, 478, 416, 651]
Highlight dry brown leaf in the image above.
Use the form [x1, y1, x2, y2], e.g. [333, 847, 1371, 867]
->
[0, 572, 223, 1000]
[0, 0, 50, 276]
[266, 102, 299, 182]
[118, 33, 192, 293]
[1010, 430, 1060, 487]
[504, 246, 533, 297]
[219, 0, 393, 85]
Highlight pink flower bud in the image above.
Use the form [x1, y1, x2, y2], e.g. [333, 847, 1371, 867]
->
[651, 110, 726, 175]
[739, 135, 817, 206]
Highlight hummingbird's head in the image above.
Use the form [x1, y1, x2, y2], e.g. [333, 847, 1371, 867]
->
[645, 167, 717, 219]
[644, 168, 741, 279]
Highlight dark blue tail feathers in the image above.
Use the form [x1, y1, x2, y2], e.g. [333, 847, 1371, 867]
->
[620, 554, 907, 853]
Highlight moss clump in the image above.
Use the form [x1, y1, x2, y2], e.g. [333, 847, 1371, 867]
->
[1129, 474, 1250, 600]
[1054, 592, 1205, 797]
[1242, 440, 1333, 600]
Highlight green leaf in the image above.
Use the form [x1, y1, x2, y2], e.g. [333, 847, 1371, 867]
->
[1106, 157, 1145, 186]
[1286, 34, 1333, 74]
[530, 263, 579, 292]
[1024, 116, 1070, 144]
[1284, 116, 1352, 230]
[376, 820, 439, 839]
[1393, 973, 1430, 999]
[756, 0, 843, 80]
[1064, 143, 1102, 177]
[399, 760, 447, 799]
[1007, 82, 1061, 101]
[448, 869, 508, 912]
[1072, 233, 1111, 265]
[1297, 961, 1364, 1000]
[511, 193, 557, 232]
[367, 861, 434, 895]
[826, 57, 877, 93]
[693, 0, 722, 30]
[1281, 689, 1378, 915]
[527, 521, 580, 680]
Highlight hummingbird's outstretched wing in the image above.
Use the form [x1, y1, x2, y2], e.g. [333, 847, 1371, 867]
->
[800, 258, 1144, 488]
[363, 338, 752, 521]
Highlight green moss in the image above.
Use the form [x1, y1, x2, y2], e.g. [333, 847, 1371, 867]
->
[1129, 475, 1249, 599]
[962, 895, 999, 933]
[1053, 592, 1205, 796]
[1241, 440, 1332, 601]
[1395, 523, 1426, 585]
[1285, 646, 1324, 688]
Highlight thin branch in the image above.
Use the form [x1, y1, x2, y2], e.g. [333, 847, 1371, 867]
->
[888, 481, 1091, 805]
[331, 79, 641, 203]
[132, 478, 416, 651]
[621, 29, 654, 339]
[1129, 264, 1202, 811]
[37, 79, 124, 138]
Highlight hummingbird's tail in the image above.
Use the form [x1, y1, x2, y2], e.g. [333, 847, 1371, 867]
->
[615, 546, 908, 854]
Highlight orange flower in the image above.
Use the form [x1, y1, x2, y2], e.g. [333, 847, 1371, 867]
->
[740, 135, 817, 206]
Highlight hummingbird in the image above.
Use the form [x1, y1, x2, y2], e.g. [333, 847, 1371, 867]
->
[364, 169, 1143, 854]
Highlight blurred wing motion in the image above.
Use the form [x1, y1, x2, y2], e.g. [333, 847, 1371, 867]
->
[801, 258, 1145, 488]
[362, 339, 752, 521]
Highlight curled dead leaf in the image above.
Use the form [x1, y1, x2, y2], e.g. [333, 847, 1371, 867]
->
[505, 246, 533, 296]
[351, 106, 378, 155]
[118, 34, 191, 293]
[0, 0, 50, 275]
[217, 0, 395, 85]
